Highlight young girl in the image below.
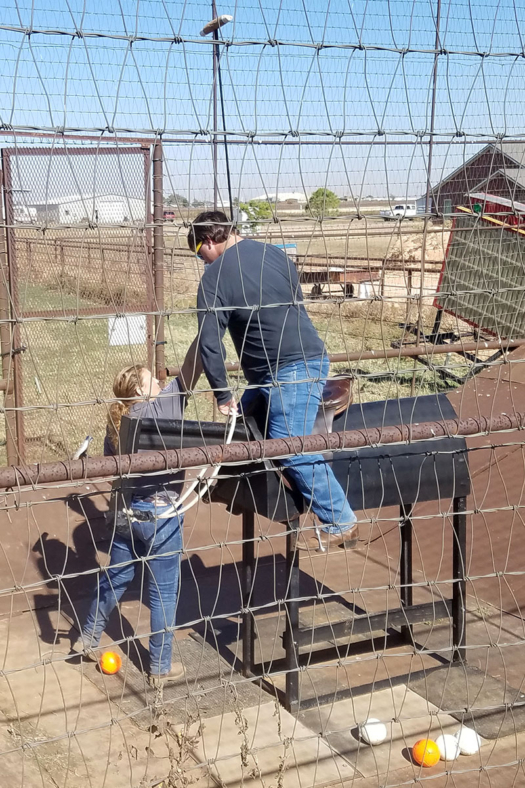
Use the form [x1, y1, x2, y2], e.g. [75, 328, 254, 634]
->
[72, 342, 202, 688]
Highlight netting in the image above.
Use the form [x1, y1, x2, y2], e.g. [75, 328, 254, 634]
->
[3, 145, 155, 461]
[1, 1, 525, 787]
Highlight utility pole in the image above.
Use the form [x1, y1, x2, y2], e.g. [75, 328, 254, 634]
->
[202, 7, 234, 218]
[212, 1, 219, 211]
[412, 0, 442, 395]
[426, 0, 442, 216]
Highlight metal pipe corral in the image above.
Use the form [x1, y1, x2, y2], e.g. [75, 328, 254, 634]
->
[0, 410, 523, 490]
[166, 337, 525, 377]
[153, 140, 166, 381]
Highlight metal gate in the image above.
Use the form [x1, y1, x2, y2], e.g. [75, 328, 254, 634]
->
[1, 145, 156, 463]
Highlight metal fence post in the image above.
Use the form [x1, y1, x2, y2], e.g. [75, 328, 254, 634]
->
[143, 145, 154, 371]
[153, 140, 166, 382]
[0, 165, 21, 463]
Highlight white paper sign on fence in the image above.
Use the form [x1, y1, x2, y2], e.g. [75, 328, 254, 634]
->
[108, 315, 147, 346]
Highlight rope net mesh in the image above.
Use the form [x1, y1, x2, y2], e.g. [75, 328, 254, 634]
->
[0, 1, 524, 786]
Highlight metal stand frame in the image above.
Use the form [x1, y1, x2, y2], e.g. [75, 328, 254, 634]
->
[242, 510, 255, 677]
[241, 495, 467, 713]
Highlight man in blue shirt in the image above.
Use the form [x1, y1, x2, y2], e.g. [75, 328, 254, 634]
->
[188, 211, 357, 552]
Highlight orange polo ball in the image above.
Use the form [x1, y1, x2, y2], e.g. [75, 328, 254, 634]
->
[412, 739, 440, 768]
[99, 651, 122, 675]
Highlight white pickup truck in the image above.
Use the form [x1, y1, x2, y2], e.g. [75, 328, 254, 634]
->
[380, 203, 418, 220]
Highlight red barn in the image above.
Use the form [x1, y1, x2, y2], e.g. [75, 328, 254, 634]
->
[428, 142, 525, 215]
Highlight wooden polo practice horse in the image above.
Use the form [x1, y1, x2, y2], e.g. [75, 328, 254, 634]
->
[117, 378, 470, 712]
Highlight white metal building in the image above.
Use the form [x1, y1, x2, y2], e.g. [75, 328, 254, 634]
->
[252, 191, 308, 205]
[24, 194, 147, 224]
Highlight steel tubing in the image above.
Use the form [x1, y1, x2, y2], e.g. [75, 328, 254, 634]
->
[166, 337, 525, 377]
[153, 140, 166, 381]
[0, 411, 523, 490]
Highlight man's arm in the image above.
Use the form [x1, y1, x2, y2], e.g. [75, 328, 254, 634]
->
[197, 279, 233, 405]
[177, 336, 204, 394]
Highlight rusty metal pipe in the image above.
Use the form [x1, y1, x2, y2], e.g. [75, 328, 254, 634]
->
[1, 152, 25, 461]
[166, 337, 525, 377]
[0, 411, 523, 490]
[0, 165, 18, 463]
[153, 140, 166, 381]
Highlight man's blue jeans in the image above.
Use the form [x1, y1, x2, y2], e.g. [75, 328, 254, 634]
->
[240, 357, 356, 533]
[81, 497, 183, 675]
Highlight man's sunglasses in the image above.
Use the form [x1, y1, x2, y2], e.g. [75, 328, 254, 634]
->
[195, 241, 204, 259]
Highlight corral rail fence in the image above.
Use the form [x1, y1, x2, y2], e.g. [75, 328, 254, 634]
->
[0, 138, 451, 467]
[1, 135, 524, 469]
[0, 143, 160, 465]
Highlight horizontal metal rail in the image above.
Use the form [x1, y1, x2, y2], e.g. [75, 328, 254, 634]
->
[0, 410, 523, 490]
[166, 250, 443, 272]
[0, 338, 520, 389]
[167, 337, 525, 377]
[0, 130, 524, 147]
[296, 599, 452, 645]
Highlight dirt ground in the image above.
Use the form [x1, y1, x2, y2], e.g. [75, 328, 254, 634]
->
[0, 351, 524, 785]
[1, 460, 525, 783]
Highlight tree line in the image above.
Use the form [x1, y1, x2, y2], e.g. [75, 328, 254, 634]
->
[164, 188, 341, 222]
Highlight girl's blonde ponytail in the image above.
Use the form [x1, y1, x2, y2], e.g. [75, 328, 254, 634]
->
[107, 364, 148, 450]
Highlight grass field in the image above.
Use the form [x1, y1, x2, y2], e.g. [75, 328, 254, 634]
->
[2, 220, 465, 464]
[11, 291, 466, 465]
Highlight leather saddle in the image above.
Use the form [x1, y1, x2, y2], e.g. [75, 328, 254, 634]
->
[243, 376, 353, 438]
[312, 377, 353, 434]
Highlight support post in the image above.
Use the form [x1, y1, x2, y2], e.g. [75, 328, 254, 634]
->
[242, 510, 255, 677]
[0, 153, 24, 462]
[217, 42, 233, 220]
[429, 308, 444, 344]
[425, 0, 442, 217]
[400, 503, 414, 644]
[285, 527, 300, 713]
[412, 0, 441, 395]
[152, 140, 166, 383]
[0, 169, 17, 463]
[452, 496, 467, 662]
[212, 0, 219, 211]
[143, 146, 154, 371]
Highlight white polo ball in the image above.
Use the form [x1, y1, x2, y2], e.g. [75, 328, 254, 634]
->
[455, 726, 482, 756]
[436, 733, 460, 761]
[359, 718, 388, 745]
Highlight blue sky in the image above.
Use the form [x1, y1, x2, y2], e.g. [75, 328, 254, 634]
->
[1, 0, 525, 204]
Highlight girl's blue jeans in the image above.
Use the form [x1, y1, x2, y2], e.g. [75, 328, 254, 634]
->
[81, 497, 183, 675]
[240, 356, 356, 533]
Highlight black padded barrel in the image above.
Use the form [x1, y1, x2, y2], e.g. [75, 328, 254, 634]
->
[119, 393, 470, 520]
[331, 394, 470, 509]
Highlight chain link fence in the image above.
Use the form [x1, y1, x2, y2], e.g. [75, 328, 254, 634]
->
[2, 145, 155, 463]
